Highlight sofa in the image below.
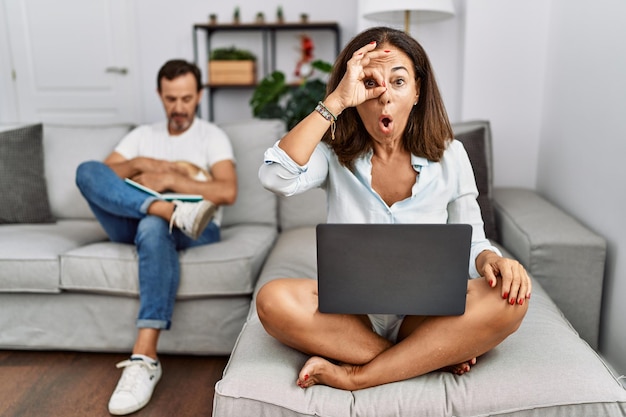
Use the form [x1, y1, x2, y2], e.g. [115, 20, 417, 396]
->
[1, 119, 625, 416]
[0, 120, 284, 354]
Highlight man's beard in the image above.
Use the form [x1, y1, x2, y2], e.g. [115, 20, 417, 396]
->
[168, 113, 193, 133]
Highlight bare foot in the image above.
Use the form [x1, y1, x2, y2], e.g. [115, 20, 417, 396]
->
[441, 357, 477, 375]
[296, 356, 479, 390]
[296, 356, 360, 390]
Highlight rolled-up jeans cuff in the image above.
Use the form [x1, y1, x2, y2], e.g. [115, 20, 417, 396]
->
[137, 319, 170, 330]
[139, 196, 159, 214]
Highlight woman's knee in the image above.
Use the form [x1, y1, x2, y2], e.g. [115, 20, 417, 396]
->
[503, 299, 528, 334]
[256, 279, 291, 322]
[468, 280, 529, 336]
[491, 296, 528, 337]
[257, 279, 315, 327]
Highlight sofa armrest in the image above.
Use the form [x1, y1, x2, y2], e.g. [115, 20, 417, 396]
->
[492, 187, 606, 349]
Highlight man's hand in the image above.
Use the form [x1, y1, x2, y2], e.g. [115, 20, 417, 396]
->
[104, 152, 186, 180]
[129, 171, 182, 193]
[132, 157, 187, 176]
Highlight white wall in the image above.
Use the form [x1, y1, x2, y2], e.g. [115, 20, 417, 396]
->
[460, 0, 551, 188]
[0, 1, 18, 122]
[131, 0, 359, 124]
[537, 0, 626, 374]
[132, 0, 464, 125]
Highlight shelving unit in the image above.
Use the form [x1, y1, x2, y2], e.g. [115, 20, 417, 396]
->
[192, 21, 340, 121]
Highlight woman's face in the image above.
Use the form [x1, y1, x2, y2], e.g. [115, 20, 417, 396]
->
[356, 43, 420, 145]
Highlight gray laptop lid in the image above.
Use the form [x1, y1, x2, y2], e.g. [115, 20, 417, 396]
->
[316, 223, 472, 316]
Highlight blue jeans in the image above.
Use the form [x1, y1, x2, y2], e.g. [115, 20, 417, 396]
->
[75, 160, 220, 330]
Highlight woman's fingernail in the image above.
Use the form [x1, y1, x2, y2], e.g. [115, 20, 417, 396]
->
[509, 298, 515, 305]
[304, 374, 309, 381]
[370, 41, 376, 44]
[384, 50, 391, 53]
[518, 298, 524, 305]
[503, 292, 509, 300]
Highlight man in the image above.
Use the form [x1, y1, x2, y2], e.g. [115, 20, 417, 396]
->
[75, 59, 237, 415]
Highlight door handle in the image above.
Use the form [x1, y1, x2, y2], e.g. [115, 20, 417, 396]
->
[105, 67, 128, 75]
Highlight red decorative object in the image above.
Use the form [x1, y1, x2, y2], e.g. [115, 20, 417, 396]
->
[294, 34, 314, 79]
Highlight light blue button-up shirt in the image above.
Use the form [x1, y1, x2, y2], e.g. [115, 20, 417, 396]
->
[259, 139, 500, 278]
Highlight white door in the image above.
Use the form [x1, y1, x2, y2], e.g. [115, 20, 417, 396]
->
[2, 0, 138, 124]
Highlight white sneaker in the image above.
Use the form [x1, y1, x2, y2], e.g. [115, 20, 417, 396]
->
[108, 355, 162, 415]
[169, 200, 216, 240]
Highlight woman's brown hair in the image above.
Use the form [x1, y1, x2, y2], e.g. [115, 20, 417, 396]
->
[323, 27, 453, 168]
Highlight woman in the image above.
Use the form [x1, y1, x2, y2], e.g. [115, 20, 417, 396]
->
[257, 27, 531, 391]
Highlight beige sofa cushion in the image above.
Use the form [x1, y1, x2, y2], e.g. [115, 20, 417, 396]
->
[0, 220, 108, 293]
[60, 224, 276, 297]
[219, 119, 285, 227]
[43, 124, 132, 220]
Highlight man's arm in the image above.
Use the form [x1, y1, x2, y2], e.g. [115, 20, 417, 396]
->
[130, 158, 237, 206]
[104, 149, 237, 205]
[104, 151, 184, 180]
[193, 159, 237, 205]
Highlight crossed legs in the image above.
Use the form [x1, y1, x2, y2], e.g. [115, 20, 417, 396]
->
[256, 277, 528, 390]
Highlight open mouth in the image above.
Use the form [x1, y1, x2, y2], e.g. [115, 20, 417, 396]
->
[379, 115, 393, 133]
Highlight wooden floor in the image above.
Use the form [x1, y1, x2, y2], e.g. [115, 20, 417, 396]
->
[0, 350, 229, 417]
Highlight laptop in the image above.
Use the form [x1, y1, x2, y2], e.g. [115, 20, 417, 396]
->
[316, 223, 472, 316]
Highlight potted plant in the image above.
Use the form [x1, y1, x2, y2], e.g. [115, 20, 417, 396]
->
[276, 6, 284, 24]
[250, 60, 332, 130]
[209, 46, 257, 85]
[233, 7, 240, 24]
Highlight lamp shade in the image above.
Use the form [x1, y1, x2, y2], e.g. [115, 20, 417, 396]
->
[361, 0, 455, 23]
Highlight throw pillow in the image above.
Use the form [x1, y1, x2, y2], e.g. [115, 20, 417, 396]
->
[454, 126, 498, 242]
[0, 124, 55, 224]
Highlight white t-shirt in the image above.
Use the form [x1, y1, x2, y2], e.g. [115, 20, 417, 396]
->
[115, 118, 235, 225]
[115, 118, 234, 169]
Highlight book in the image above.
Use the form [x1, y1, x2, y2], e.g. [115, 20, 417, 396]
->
[124, 178, 203, 202]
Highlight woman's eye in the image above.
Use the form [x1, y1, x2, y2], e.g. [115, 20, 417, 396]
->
[394, 78, 406, 86]
[364, 79, 377, 88]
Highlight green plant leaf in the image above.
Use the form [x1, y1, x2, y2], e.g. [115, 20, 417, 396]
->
[284, 79, 327, 130]
[249, 71, 289, 116]
[250, 60, 332, 128]
[210, 46, 256, 61]
[311, 60, 333, 74]
[257, 102, 285, 120]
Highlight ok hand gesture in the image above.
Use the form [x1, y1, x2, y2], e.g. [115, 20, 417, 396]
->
[325, 42, 389, 115]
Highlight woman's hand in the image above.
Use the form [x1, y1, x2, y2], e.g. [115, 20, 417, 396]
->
[477, 250, 532, 305]
[324, 42, 389, 115]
